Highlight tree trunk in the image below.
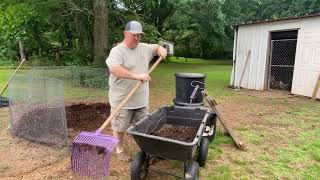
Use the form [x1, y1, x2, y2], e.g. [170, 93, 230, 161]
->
[93, 0, 108, 67]
[19, 40, 26, 61]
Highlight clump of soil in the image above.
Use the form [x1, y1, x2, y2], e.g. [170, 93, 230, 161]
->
[151, 124, 198, 143]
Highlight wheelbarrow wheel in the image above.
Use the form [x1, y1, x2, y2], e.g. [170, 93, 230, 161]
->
[184, 161, 199, 180]
[197, 137, 209, 167]
[131, 151, 149, 180]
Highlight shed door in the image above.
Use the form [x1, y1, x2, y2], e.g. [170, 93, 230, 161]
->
[292, 28, 320, 98]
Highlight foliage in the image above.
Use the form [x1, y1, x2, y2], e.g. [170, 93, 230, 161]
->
[0, 0, 319, 64]
[66, 67, 108, 88]
[163, 0, 229, 58]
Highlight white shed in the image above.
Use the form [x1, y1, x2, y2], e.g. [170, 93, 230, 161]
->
[159, 39, 174, 55]
[230, 14, 320, 99]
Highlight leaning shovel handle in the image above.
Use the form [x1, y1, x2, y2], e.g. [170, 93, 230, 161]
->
[96, 56, 163, 133]
[0, 59, 26, 96]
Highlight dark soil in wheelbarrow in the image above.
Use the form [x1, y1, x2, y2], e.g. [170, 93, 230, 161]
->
[151, 124, 198, 143]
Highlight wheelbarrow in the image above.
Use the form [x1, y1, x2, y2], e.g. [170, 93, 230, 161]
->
[127, 105, 217, 180]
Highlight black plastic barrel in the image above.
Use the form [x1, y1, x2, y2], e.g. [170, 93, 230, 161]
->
[174, 73, 206, 106]
[0, 96, 9, 108]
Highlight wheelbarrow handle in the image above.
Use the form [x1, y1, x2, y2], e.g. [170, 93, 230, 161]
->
[0, 59, 26, 96]
[96, 56, 164, 133]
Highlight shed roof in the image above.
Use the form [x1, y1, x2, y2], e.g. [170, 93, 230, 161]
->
[235, 13, 320, 27]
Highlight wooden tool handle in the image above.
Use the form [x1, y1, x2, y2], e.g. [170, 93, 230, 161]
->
[0, 59, 26, 96]
[96, 56, 163, 133]
[311, 74, 320, 100]
[202, 90, 246, 150]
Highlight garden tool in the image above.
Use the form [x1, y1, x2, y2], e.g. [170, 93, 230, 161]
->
[0, 59, 26, 96]
[71, 56, 164, 178]
[0, 59, 25, 107]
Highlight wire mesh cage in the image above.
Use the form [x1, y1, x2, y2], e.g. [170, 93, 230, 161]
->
[268, 39, 297, 91]
[8, 75, 68, 147]
[29, 66, 109, 89]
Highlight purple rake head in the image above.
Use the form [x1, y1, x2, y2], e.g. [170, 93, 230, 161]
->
[71, 131, 118, 178]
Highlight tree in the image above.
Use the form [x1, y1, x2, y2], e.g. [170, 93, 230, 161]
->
[93, 0, 108, 67]
[163, 0, 228, 58]
[0, 2, 40, 61]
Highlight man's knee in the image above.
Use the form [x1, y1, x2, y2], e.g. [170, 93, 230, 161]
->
[111, 108, 132, 132]
[131, 107, 148, 123]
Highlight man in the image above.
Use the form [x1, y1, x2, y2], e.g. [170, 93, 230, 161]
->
[105, 21, 167, 161]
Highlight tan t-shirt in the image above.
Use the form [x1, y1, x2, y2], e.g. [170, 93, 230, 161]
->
[106, 43, 157, 109]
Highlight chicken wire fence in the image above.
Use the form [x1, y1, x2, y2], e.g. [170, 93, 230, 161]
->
[268, 39, 297, 91]
[7, 66, 110, 147]
[29, 66, 109, 89]
[8, 75, 68, 147]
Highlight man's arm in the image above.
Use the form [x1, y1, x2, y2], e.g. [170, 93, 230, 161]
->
[108, 44, 166, 82]
[154, 44, 167, 59]
[110, 65, 151, 82]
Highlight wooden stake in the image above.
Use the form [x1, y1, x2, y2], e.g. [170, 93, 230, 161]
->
[311, 74, 320, 100]
[237, 50, 251, 90]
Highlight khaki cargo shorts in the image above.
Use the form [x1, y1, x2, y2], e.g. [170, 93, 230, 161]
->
[111, 107, 148, 132]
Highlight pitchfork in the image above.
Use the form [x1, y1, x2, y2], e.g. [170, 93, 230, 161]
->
[71, 56, 164, 178]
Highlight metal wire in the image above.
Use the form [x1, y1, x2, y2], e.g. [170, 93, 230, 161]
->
[30, 66, 109, 89]
[268, 39, 296, 91]
[191, 81, 205, 89]
[8, 75, 68, 147]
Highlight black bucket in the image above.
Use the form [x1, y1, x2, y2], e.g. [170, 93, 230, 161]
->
[0, 96, 9, 108]
[173, 73, 206, 106]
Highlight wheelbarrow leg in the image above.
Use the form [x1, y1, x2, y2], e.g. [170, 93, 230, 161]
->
[131, 151, 150, 180]
[184, 161, 199, 180]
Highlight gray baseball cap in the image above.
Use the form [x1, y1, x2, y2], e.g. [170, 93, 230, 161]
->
[124, 21, 144, 34]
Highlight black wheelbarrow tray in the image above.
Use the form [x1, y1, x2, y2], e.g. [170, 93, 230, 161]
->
[127, 105, 216, 180]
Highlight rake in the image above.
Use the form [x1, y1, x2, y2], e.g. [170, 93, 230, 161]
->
[71, 56, 164, 178]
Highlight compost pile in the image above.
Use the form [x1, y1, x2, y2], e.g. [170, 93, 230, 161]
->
[151, 124, 198, 143]
[11, 102, 111, 145]
[11, 106, 66, 145]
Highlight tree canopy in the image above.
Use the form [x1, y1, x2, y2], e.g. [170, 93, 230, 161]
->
[0, 0, 319, 66]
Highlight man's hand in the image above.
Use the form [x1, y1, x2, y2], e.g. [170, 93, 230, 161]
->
[156, 45, 167, 59]
[133, 73, 151, 82]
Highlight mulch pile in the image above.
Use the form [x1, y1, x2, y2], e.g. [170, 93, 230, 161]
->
[65, 102, 110, 139]
[66, 102, 110, 131]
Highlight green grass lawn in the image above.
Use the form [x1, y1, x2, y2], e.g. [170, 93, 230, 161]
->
[0, 69, 14, 97]
[151, 57, 233, 98]
[1, 58, 233, 101]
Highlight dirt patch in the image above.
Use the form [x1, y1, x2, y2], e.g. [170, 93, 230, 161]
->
[151, 124, 198, 143]
[65, 102, 110, 139]
[0, 88, 314, 179]
[0, 102, 119, 179]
